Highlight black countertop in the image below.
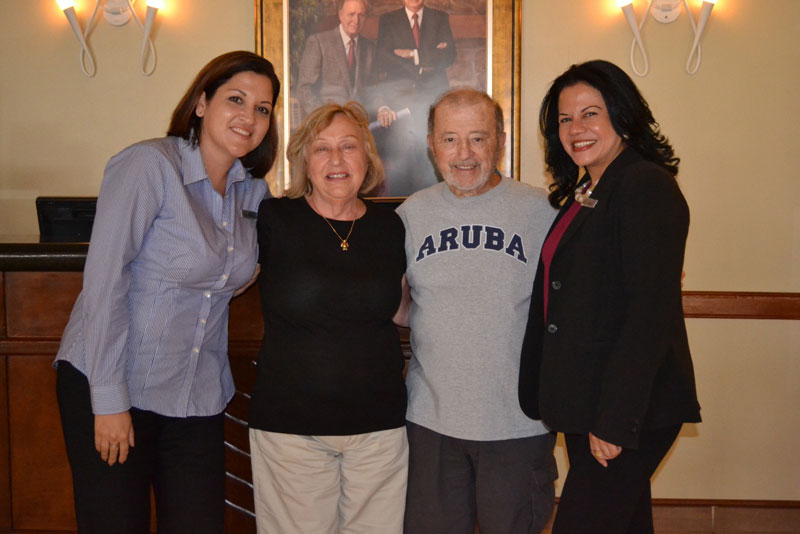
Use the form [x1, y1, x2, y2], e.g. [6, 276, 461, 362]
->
[0, 235, 88, 271]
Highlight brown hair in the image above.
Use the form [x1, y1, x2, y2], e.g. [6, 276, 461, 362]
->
[285, 102, 384, 199]
[167, 51, 281, 179]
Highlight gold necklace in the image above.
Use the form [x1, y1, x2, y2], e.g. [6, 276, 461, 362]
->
[308, 197, 358, 251]
[321, 215, 355, 251]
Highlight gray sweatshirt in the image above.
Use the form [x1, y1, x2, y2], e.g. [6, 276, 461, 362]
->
[397, 177, 556, 441]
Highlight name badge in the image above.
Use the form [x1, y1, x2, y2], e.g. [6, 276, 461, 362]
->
[240, 209, 258, 219]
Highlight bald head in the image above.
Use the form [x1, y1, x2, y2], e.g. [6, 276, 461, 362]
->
[428, 88, 505, 141]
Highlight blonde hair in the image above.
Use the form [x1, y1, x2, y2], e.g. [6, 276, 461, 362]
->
[285, 102, 384, 199]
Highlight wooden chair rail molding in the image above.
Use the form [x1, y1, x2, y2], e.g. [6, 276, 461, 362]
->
[682, 291, 800, 320]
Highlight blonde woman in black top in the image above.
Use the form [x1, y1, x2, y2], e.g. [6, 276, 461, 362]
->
[248, 102, 408, 533]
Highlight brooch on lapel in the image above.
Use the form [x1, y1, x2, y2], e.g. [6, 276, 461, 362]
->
[574, 181, 598, 208]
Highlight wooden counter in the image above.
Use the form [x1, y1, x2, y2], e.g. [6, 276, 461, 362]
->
[0, 237, 264, 533]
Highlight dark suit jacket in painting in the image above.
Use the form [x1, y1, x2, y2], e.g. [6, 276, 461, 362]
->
[376, 7, 456, 111]
[518, 148, 701, 450]
[296, 26, 377, 117]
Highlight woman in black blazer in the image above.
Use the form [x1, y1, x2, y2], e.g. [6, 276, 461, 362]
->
[519, 60, 701, 533]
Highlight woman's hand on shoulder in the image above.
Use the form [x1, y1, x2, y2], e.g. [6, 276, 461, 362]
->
[95, 411, 135, 466]
[234, 264, 261, 297]
[589, 432, 622, 468]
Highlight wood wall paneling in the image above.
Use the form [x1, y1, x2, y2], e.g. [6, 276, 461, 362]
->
[8, 355, 76, 531]
[0, 357, 9, 530]
[0, 273, 6, 338]
[4, 272, 82, 338]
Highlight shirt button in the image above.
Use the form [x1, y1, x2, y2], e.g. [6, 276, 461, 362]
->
[220, 274, 228, 281]
[227, 246, 234, 252]
[551, 280, 562, 290]
[546, 323, 558, 334]
[192, 347, 199, 353]
[200, 318, 207, 325]
[222, 221, 228, 227]
[204, 291, 211, 298]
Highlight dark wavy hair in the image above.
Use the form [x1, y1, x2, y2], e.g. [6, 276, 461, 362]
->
[539, 59, 679, 207]
[167, 51, 281, 179]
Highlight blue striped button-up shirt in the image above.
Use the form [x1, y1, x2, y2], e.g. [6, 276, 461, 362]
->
[56, 137, 267, 417]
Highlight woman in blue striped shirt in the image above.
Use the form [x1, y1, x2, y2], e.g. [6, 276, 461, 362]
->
[54, 51, 280, 534]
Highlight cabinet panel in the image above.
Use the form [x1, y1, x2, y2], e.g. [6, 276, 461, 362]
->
[0, 273, 6, 338]
[8, 355, 76, 531]
[0, 357, 9, 530]
[5, 273, 82, 338]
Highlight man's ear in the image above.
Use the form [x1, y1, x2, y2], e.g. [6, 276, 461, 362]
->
[495, 131, 507, 166]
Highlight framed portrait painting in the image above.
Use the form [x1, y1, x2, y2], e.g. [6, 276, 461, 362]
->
[256, 0, 521, 200]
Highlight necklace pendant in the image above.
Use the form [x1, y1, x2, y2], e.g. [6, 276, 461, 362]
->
[340, 241, 349, 251]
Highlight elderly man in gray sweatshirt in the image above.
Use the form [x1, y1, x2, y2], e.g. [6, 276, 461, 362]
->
[395, 87, 558, 534]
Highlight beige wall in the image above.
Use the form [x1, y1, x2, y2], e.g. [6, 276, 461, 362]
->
[1, 0, 798, 502]
[0, 0, 255, 233]
[521, 1, 800, 500]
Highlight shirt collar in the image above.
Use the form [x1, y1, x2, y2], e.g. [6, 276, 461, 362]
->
[178, 137, 248, 189]
[339, 24, 359, 46]
[405, 6, 423, 24]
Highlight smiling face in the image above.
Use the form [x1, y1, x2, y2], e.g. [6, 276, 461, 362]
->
[306, 113, 368, 205]
[195, 71, 274, 177]
[339, 0, 367, 38]
[428, 100, 505, 198]
[557, 82, 625, 182]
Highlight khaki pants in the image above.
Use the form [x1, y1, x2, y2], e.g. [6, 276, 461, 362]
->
[249, 427, 408, 534]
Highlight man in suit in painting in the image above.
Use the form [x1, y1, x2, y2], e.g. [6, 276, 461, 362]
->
[374, 0, 457, 196]
[376, 0, 456, 114]
[296, 0, 380, 118]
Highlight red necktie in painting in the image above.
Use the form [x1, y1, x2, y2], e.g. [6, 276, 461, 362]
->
[412, 13, 420, 48]
[347, 39, 356, 84]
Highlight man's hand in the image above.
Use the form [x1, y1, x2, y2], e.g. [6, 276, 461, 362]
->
[377, 107, 397, 128]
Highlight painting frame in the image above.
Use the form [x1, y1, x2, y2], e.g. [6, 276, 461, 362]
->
[255, 0, 521, 201]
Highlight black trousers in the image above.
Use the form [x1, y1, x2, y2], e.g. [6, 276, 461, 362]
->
[553, 424, 682, 534]
[56, 361, 226, 534]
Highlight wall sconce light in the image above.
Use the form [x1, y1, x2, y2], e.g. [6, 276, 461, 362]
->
[618, 0, 717, 76]
[56, 0, 163, 77]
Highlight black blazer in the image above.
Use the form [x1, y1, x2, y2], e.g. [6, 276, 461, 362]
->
[375, 7, 456, 110]
[519, 148, 701, 450]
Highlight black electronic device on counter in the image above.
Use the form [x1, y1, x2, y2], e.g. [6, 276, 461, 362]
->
[36, 196, 97, 243]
